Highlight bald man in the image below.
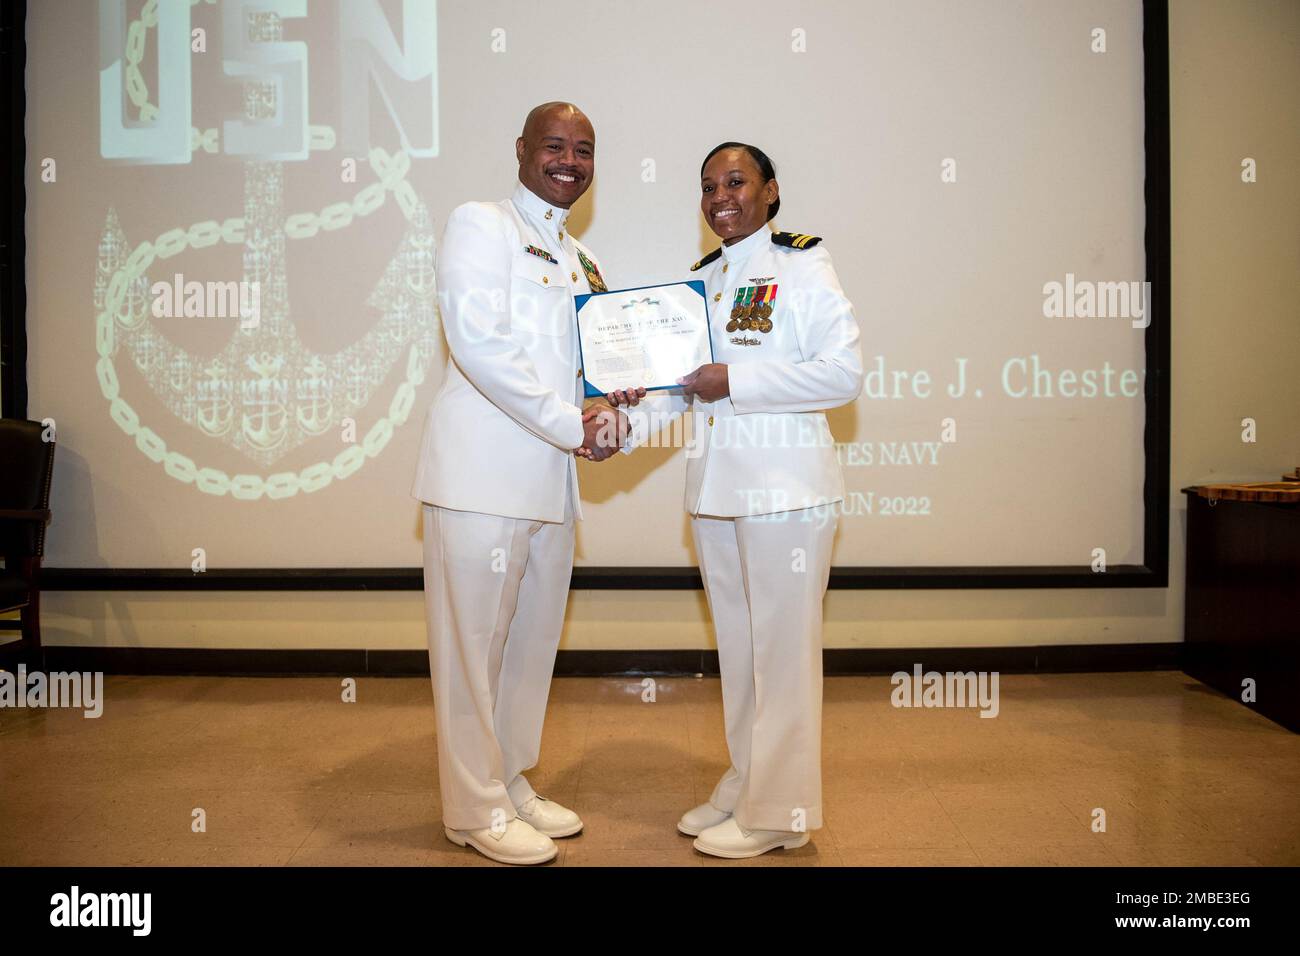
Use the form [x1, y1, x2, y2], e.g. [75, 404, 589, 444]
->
[411, 103, 626, 864]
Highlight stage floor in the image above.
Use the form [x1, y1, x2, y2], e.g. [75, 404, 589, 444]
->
[2, 671, 1297, 866]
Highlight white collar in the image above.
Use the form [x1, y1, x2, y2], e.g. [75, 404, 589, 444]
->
[512, 181, 569, 237]
[720, 225, 770, 266]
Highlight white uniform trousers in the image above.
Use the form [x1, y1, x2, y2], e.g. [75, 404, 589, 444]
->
[692, 503, 837, 832]
[422, 491, 575, 831]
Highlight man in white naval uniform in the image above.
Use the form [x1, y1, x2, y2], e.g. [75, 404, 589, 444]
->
[411, 102, 625, 865]
[612, 142, 862, 857]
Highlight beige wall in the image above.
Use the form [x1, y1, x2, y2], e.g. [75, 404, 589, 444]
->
[31, 0, 1300, 653]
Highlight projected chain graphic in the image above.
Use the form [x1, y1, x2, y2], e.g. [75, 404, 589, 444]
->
[93, 0, 441, 498]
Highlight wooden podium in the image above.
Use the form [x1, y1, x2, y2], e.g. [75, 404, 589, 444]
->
[1182, 477, 1300, 733]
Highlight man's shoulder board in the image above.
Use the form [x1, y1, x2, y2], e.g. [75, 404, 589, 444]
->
[690, 248, 723, 271]
[772, 231, 822, 250]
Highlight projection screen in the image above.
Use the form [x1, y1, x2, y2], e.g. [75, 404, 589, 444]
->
[23, 0, 1157, 575]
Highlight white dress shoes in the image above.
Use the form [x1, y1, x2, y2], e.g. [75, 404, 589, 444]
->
[677, 802, 732, 836]
[692, 817, 811, 859]
[515, 795, 584, 838]
[444, 817, 557, 865]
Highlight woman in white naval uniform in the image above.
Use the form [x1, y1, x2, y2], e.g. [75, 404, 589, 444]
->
[611, 142, 863, 859]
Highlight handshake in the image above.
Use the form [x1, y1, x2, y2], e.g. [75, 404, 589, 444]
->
[575, 385, 649, 461]
[574, 402, 630, 462]
[574, 365, 727, 461]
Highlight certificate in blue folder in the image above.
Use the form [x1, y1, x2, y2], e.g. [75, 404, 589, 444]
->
[574, 280, 713, 398]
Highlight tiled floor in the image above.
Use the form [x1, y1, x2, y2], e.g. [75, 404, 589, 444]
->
[1, 671, 1297, 866]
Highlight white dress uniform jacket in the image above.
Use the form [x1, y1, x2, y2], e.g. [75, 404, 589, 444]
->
[626, 226, 863, 516]
[411, 182, 605, 522]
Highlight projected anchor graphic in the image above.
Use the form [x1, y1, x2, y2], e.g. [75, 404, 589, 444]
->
[93, 0, 442, 499]
[95, 158, 438, 472]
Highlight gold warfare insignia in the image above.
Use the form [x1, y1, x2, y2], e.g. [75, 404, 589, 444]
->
[576, 249, 607, 292]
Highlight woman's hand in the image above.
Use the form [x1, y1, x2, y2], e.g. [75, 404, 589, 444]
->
[605, 386, 647, 408]
[678, 364, 729, 402]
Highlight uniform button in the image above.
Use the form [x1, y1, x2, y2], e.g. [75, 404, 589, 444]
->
[545, 209, 553, 220]
[558, 230, 565, 239]
[713, 292, 721, 302]
[571, 272, 579, 282]
[542, 275, 549, 284]
[708, 416, 715, 426]
[577, 368, 583, 377]
[722, 263, 728, 273]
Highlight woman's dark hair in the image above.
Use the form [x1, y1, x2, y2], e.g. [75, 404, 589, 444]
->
[700, 141, 780, 222]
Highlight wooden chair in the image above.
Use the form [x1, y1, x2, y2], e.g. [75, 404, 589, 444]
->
[0, 418, 56, 669]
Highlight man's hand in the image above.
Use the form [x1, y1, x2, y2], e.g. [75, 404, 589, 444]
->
[575, 403, 629, 462]
[678, 363, 729, 402]
[605, 386, 647, 408]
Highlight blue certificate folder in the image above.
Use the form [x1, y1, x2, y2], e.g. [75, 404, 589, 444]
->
[574, 279, 713, 398]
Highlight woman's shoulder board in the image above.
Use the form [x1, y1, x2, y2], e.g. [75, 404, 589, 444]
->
[689, 248, 723, 271]
[771, 231, 822, 249]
